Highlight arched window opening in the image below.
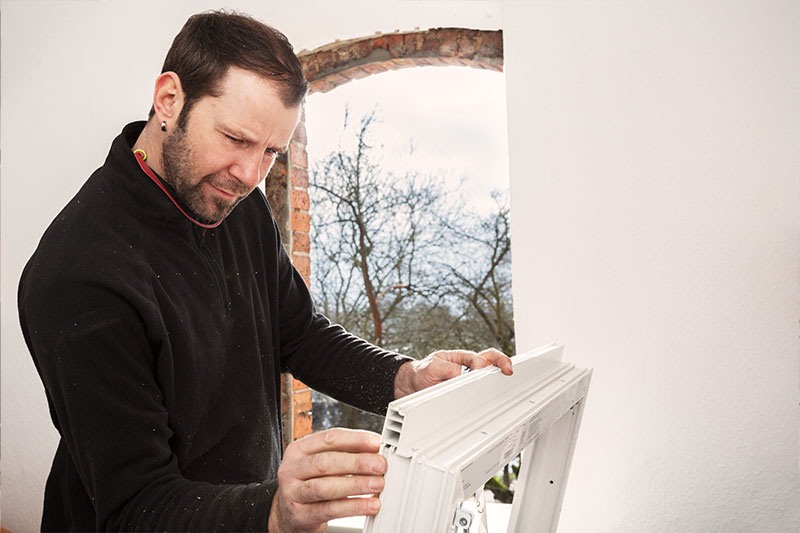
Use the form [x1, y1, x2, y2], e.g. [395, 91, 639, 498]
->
[269, 33, 514, 474]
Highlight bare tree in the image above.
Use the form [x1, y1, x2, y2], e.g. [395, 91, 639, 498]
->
[311, 108, 448, 348]
[310, 108, 452, 429]
[439, 193, 516, 356]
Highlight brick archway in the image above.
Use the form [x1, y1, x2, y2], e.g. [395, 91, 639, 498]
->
[302, 28, 502, 94]
[268, 28, 504, 446]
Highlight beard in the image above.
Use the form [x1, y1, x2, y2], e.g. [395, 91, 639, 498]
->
[161, 123, 251, 224]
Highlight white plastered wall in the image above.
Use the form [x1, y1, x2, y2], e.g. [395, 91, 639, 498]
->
[502, 0, 800, 531]
[2, 1, 798, 532]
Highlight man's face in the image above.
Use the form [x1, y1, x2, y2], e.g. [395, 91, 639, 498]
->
[161, 67, 301, 223]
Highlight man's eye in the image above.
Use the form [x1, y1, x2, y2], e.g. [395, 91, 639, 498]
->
[265, 148, 278, 155]
[225, 134, 246, 145]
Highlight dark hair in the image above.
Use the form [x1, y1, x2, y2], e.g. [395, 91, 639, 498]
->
[149, 10, 307, 123]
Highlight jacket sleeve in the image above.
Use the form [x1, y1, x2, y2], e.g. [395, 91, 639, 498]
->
[19, 271, 276, 532]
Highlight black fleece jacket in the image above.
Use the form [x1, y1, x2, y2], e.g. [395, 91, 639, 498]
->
[18, 122, 411, 532]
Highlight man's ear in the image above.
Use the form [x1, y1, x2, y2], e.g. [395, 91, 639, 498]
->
[152, 71, 184, 129]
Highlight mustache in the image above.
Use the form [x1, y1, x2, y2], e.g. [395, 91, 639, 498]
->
[201, 174, 252, 197]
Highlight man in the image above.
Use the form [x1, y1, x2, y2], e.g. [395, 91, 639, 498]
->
[18, 10, 512, 532]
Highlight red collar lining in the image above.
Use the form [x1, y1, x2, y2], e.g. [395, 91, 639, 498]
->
[133, 150, 222, 229]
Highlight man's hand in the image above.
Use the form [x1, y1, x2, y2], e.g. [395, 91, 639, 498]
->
[394, 348, 513, 399]
[267, 428, 385, 533]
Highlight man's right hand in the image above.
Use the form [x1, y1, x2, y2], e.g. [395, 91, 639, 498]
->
[267, 428, 386, 532]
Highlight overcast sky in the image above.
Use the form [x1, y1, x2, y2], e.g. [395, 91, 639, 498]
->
[304, 66, 510, 215]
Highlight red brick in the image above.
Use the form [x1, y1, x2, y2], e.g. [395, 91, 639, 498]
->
[290, 145, 308, 169]
[292, 377, 309, 391]
[291, 189, 309, 211]
[362, 62, 388, 75]
[437, 28, 461, 56]
[371, 36, 388, 51]
[291, 167, 309, 189]
[388, 34, 405, 57]
[301, 28, 504, 95]
[478, 30, 503, 58]
[404, 32, 423, 53]
[293, 390, 312, 413]
[457, 29, 478, 58]
[442, 57, 469, 68]
[340, 65, 371, 81]
[281, 375, 290, 414]
[333, 45, 358, 66]
[291, 211, 310, 232]
[293, 412, 312, 439]
[393, 57, 424, 69]
[301, 60, 319, 79]
[421, 56, 450, 68]
[355, 39, 374, 60]
[292, 119, 307, 145]
[315, 50, 334, 73]
[309, 77, 336, 94]
[353, 42, 372, 62]
[325, 72, 350, 91]
[266, 158, 287, 184]
[292, 253, 310, 280]
[421, 30, 440, 53]
[299, 59, 313, 77]
[306, 80, 322, 95]
[293, 231, 310, 253]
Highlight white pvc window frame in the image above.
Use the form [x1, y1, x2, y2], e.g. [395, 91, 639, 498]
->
[363, 343, 592, 533]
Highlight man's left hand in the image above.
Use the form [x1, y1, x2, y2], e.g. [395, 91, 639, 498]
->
[394, 348, 513, 399]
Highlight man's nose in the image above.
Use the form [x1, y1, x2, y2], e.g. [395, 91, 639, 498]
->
[231, 151, 266, 189]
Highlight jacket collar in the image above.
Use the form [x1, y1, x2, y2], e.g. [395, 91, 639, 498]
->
[102, 121, 221, 230]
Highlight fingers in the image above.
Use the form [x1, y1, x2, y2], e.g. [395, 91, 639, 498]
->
[430, 349, 513, 375]
[292, 474, 385, 503]
[274, 428, 387, 531]
[430, 350, 486, 372]
[293, 427, 381, 455]
[290, 451, 386, 480]
[478, 348, 514, 375]
[270, 489, 381, 532]
[313, 495, 381, 521]
[282, 429, 385, 484]
[404, 349, 515, 395]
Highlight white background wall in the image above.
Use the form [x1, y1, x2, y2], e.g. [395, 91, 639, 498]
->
[2, 1, 797, 532]
[503, 0, 800, 530]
